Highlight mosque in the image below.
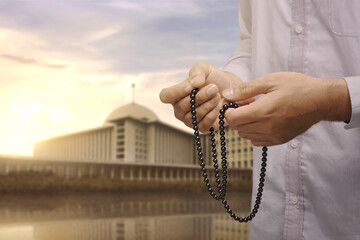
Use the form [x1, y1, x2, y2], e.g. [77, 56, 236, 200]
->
[33, 101, 254, 170]
[0, 91, 253, 182]
[34, 102, 196, 166]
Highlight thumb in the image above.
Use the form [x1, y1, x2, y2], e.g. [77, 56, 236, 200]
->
[188, 62, 214, 88]
[222, 77, 271, 101]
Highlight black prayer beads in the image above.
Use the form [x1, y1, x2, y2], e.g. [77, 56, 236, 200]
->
[190, 88, 267, 223]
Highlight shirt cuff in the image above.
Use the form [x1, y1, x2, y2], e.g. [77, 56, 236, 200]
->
[344, 76, 360, 129]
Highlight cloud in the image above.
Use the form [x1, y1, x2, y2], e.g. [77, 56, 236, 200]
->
[0, 0, 240, 74]
[0, 0, 240, 155]
[1, 54, 68, 69]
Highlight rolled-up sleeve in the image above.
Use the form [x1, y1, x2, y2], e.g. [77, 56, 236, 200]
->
[222, 0, 252, 83]
[344, 76, 360, 129]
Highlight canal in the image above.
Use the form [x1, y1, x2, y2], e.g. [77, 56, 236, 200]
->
[0, 192, 252, 240]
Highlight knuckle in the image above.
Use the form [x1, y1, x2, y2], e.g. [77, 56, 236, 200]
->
[198, 124, 210, 133]
[196, 102, 217, 124]
[178, 103, 188, 114]
[174, 111, 182, 121]
[159, 89, 166, 103]
[238, 83, 250, 96]
[225, 114, 236, 126]
[190, 62, 204, 75]
[189, 62, 210, 78]
[268, 71, 282, 79]
[197, 119, 213, 133]
[194, 61, 207, 69]
[185, 121, 193, 129]
[183, 115, 192, 128]
[239, 83, 248, 92]
[174, 101, 187, 115]
[197, 121, 207, 132]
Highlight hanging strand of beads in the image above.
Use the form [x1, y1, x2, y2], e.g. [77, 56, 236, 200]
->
[190, 88, 268, 223]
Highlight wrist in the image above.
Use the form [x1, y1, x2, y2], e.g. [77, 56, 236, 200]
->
[320, 78, 351, 122]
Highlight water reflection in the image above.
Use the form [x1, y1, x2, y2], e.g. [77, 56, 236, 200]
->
[0, 192, 251, 240]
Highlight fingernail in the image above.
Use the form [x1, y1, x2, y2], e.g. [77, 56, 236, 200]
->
[206, 84, 217, 96]
[222, 88, 234, 98]
[210, 94, 220, 104]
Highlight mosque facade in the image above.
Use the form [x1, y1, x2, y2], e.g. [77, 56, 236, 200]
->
[33, 102, 253, 170]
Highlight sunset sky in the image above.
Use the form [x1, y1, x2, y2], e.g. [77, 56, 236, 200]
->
[0, 0, 240, 155]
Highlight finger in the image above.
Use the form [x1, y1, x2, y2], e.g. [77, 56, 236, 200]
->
[206, 100, 226, 131]
[189, 62, 213, 88]
[237, 132, 267, 142]
[159, 79, 192, 104]
[222, 76, 272, 101]
[174, 84, 219, 120]
[231, 121, 265, 134]
[252, 140, 273, 147]
[237, 131, 274, 146]
[183, 94, 221, 130]
[224, 100, 262, 126]
[222, 97, 256, 110]
[234, 97, 256, 106]
[198, 105, 222, 133]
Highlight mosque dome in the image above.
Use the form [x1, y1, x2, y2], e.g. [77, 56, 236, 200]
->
[104, 103, 159, 124]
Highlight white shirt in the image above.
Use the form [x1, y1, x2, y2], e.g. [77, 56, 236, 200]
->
[223, 1, 360, 239]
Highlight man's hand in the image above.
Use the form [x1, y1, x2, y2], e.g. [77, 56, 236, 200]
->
[222, 72, 351, 146]
[159, 62, 242, 132]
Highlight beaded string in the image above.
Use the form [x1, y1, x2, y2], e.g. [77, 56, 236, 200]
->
[190, 88, 268, 222]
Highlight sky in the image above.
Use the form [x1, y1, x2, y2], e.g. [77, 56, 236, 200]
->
[0, 0, 240, 156]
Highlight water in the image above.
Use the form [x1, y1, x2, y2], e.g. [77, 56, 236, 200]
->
[0, 192, 251, 240]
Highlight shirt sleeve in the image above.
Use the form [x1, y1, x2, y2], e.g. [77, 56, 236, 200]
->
[222, 0, 252, 83]
[344, 76, 360, 129]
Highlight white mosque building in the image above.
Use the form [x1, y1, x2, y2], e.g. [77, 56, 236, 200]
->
[34, 102, 196, 166]
[0, 99, 253, 182]
[33, 102, 253, 169]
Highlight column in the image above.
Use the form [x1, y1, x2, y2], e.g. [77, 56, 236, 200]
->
[66, 165, 70, 179]
[87, 134, 91, 161]
[147, 167, 151, 181]
[99, 131, 103, 162]
[89, 165, 93, 177]
[155, 168, 159, 181]
[110, 167, 115, 179]
[120, 166, 124, 180]
[130, 166, 134, 181]
[139, 167, 142, 181]
[77, 165, 82, 178]
[169, 168, 173, 181]
[4, 162, 9, 175]
[177, 168, 181, 182]
[94, 132, 98, 161]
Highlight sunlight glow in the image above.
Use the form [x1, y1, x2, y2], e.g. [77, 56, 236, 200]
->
[0, 225, 34, 240]
[0, 27, 190, 156]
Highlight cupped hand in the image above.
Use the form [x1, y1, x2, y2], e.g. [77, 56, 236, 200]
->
[159, 62, 242, 132]
[222, 72, 351, 146]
